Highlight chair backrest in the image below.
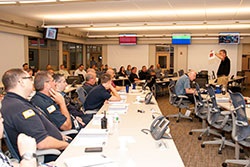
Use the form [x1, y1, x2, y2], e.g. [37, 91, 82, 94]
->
[236, 71, 245, 77]
[193, 83, 208, 117]
[163, 70, 169, 78]
[206, 85, 221, 124]
[76, 86, 88, 106]
[168, 80, 177, 105]
[229, 91, 250, 141]
[3, 130, 20, 161]
[195, 73, 208, 89]
[212, 70, 216, 79]
[178, 69, 184, 77]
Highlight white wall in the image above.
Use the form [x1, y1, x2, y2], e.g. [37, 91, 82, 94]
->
[107, 45, 149, 70]
[0, 32, 25, 79]
[188, 44, 238, 76]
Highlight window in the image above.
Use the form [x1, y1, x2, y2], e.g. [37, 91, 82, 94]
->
[28, 37, 59, 71]
[63, 42, 83, 70]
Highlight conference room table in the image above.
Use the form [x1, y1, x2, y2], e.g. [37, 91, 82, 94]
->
[55, 88, 184, 167]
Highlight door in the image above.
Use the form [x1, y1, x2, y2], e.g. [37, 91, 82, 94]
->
[242, 55, 250, 84]
[63, 51, 70, 70]
[156, 52, 170, 70]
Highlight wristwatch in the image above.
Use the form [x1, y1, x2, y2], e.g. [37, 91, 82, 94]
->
[21, 152, 37, 160]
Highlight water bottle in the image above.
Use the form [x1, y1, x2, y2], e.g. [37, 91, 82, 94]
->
[101, 111, 107, 129]
[113, 112, 119, 123]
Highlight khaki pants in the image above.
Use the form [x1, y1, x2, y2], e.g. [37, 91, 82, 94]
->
[217, 75, 228, 87]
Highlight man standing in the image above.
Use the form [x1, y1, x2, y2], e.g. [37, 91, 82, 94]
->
[175, 70, 197, 103]
[216, 49, 231, 87]
[31, 71, 72, 131]
[1, 69, 68, 162]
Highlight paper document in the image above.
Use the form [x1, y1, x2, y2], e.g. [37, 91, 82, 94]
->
[216, 97, 229, 103]
[108, 104, 128, 114]
[73, 129, 108, 146]
[64, 155, 116, 167]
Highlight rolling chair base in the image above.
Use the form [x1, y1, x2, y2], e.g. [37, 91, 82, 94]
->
[202, 136, 236, 154]
[166, 112, 192, 122]
[222, 160, 250, 167]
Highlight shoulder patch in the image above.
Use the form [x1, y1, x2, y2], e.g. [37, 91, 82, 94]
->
[22, 109, 35, 119]
[47, 105, 56, 114]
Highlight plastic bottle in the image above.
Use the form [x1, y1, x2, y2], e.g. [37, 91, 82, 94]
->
[101, 111, 107, 129]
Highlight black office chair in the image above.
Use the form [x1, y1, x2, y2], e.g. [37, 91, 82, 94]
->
[178, 69, 184, 77]
[222, 91, 250, 167]
[3, 130, 61, 163]
[201, 85, 235, 154]
[166, 80, 192, 122]
[189, 83, 210, 140]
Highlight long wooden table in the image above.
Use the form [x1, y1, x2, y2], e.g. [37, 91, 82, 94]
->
[55, 88, 184, 167]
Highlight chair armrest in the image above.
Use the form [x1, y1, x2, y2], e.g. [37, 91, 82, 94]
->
[36, 149, 61, 157]
[178, 95, 189, 99]
[221, 111, 231, 116]
[61, 129, 78, 136]
[84, 110, 98, 115]
[236, 120, 248, 126]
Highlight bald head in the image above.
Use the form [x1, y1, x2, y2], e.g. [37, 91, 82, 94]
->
[188, 70, 197, 81]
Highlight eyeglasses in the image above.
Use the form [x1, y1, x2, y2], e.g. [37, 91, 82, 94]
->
[22, 76, 33, 81]
[45, 79, 55, 83]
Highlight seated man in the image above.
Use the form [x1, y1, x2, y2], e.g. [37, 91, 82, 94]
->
[1, 69, 68, 162]
[82, 72, 97, 94]
[59, 64, 70, 79]
[106, 68, 124, 91]
[31, 71, 72, 131]
[139, 65, 150, 80]
[84, 73, 121, 123]
[175, 70, 197, 103]
[128, 67, 140, 83]
[53, 74, 86, 128]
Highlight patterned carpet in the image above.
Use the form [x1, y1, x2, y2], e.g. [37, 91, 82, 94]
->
[156, 87, 250, 167]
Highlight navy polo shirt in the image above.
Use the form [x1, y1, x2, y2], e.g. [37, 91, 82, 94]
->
[0, 92, 62, 156]
[31, 92, 67, 130]
[84, 84, 111, 110]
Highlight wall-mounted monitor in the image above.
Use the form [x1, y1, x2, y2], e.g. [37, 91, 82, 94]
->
[119, 34, 137, 45]
[44, 28, 58, 40]
[218, 32, 239, 44]
[172, 33, 191, 45]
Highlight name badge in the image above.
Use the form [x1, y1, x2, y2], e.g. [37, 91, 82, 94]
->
[47, 105, 56, 114]
[22, 109, 35, 119]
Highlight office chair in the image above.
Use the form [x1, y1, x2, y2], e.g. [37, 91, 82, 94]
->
[178, 69, 184, 77]
[3, 130, 61, 163]
[201, 85, 235, 154]
[75, 86, 97, 115]
[222, 92, 250, 167]
[166, 80, 192, 122]
[189, 83, 210, 140]
[163, 70, 169, 78]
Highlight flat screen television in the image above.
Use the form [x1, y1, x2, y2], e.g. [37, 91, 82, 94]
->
[172, 33, 191, 45]
[119, 34, 137, 45]
[218, 32, 239, 44]
[44, 28, 58, 40]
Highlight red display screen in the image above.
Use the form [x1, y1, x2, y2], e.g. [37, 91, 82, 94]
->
[119, 34, 137, 45]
